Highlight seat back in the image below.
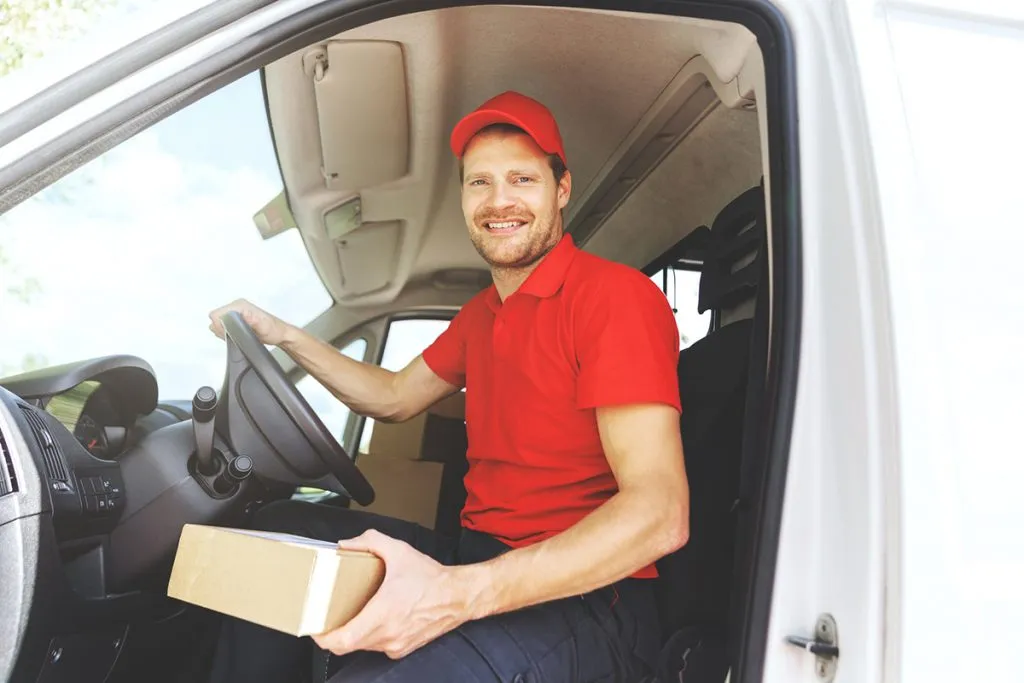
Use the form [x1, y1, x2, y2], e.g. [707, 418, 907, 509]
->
[725, 195, 773, 673]
[654, 184, 766, 682]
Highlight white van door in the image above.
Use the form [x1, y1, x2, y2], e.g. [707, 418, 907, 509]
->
[758, 1, 1024, 682]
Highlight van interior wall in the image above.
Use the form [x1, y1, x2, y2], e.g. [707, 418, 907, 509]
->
[586, 102, 763, 271]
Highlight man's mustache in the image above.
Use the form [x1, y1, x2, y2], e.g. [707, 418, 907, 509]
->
[474, 209, 534, 225]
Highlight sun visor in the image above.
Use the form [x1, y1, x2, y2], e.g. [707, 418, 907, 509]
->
[306, 41, 409, 190]
[325, 210, 403, 297]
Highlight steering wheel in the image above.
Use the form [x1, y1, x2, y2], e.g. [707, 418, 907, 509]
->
[218, 311, 375, 506]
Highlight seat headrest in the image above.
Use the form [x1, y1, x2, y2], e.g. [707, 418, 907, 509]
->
[697, 183, 766, 314]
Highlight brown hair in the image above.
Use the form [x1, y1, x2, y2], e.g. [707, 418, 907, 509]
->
[458, 123, 568, 183]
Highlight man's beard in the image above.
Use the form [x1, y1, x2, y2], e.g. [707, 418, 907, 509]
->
[469, 208, 559, 270]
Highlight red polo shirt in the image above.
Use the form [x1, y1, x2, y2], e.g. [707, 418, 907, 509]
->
[422, 234, 681, 578]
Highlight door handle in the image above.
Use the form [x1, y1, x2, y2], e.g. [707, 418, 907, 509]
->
[784, 634, 839, 659]
[784, 613, 839, 681]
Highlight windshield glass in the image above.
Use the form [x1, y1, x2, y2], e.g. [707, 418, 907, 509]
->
[0, 71, 333, 399]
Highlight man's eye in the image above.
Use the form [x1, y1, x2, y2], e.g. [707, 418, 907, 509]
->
[468, 179, 487, 187]
[513, 176, 533, 184]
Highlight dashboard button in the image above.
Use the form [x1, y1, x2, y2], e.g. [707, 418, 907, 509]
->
[102, 476, 122, 497]
[97, 496, 108, 512]
[85, 496, 98, 513]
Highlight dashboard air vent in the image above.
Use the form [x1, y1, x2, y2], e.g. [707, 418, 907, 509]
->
[0, 429, 16, 496]
[19, 406, 69, 482]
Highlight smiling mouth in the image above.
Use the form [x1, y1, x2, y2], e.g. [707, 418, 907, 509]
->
[483, 219, 528, 234]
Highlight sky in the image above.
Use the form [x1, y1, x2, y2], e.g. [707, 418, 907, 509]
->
[0, 72, 332, 400]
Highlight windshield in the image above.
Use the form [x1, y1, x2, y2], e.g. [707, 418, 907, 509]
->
[0, 71, 333, 399]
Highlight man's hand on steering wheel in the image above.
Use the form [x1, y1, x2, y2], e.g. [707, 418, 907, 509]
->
[208, 298, 292, 346]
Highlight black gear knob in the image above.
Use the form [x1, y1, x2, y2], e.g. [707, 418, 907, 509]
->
[193, 386, 218, 422]
[213, 455, 253, 495]
[227, 455, 253, 482]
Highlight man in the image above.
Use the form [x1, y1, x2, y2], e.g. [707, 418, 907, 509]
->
[208, 91, 689, 683]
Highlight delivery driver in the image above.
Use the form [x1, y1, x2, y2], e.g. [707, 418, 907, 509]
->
[207, 91, 689, 683]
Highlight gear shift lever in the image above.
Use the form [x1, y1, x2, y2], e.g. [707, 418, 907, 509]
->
[192, 386, 219, 476]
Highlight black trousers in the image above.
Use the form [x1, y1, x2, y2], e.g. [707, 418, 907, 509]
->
[208, 500, 661, 683]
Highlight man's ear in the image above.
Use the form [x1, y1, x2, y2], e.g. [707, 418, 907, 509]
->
[557, 170, 572, 210]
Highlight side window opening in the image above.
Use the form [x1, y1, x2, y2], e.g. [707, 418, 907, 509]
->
[356, 318, 452, 455]
[292, 336, 368, 502]
[650, 265, 712, 349]
[295, 336, 368, 444]
[646, 226, 715, 349]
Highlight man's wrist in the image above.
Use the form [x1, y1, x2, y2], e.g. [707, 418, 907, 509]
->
[449, 562, 499, 622]
[278, 323, 303, 351]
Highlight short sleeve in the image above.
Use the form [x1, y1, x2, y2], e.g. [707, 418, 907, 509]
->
[575, 269, 681, 412]
[422, 306, 469, 388]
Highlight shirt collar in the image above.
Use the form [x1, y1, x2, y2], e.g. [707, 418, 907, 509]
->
[484, 233, 578, 310]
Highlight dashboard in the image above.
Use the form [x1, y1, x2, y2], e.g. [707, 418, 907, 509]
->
[0, 350, 296, 683]
[0, 355, 180, 683]
[44, 380, 130, 459]
[0, 356, 161, 529]
[1, 354, 160, 460]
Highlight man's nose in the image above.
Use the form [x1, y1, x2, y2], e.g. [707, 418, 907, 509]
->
[488, 179, 516, 209]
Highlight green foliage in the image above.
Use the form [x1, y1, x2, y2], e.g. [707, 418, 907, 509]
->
[0, 353, 48, 378]
[0, 246, 46, 375]
[0, 246, 41, 303]
[0, 0, 118, 77]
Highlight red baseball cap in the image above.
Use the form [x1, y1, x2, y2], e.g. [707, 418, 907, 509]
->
[450, 91, 567, 167]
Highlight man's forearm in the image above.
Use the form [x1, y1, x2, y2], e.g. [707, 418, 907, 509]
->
[279, 326, 403, 421]
[454, 485, 688, 620]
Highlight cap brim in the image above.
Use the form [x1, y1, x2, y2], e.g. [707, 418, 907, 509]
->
[450, 109, 558, 160]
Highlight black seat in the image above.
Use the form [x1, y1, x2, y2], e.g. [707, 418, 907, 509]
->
[652, 184, 767, 683]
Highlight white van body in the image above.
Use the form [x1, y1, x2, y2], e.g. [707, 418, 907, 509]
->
[0, 1, 1021, 682]
[770, 2, 1024, 682]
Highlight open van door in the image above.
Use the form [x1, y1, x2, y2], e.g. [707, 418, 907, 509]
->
[752, 2, 1024, 683]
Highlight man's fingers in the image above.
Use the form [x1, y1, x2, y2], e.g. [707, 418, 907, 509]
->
[336, 529, 401, 558]
[313, 628, 358, 656]
[314, 592, 389, 655]
[208, 307, 232, 336]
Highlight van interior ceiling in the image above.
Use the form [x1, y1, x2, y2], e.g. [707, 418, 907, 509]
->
[263, 5, 769, 314]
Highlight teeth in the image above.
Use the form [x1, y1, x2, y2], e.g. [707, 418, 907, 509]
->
[487, 221, 522, 229]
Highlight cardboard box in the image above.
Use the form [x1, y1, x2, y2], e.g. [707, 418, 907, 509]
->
[353, 455, 445, 528]
[167, 524, 384, 636]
